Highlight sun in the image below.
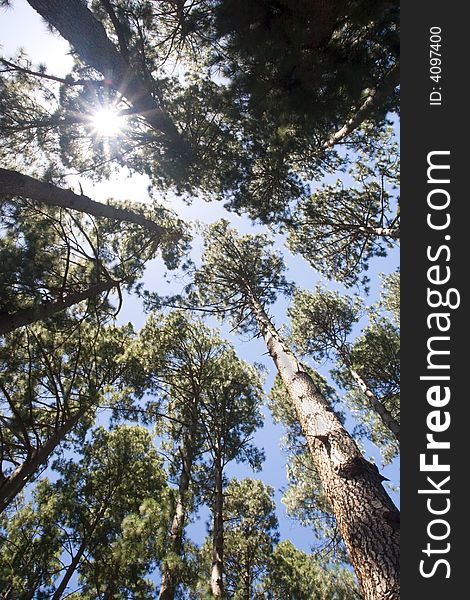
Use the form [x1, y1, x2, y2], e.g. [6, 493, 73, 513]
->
[91, 107, 126, 138]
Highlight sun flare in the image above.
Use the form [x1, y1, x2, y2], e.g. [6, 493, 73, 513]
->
[91, 107, 126, 138]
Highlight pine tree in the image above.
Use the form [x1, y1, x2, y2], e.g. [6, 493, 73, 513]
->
[289, 287, 400, 445]
[0, 319, 136, 510]
[189, 221, 400, 600]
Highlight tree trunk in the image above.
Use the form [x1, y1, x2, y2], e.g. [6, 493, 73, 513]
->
[52, 536, 89, 600]
[0, 168, 167, 237]
[357, 225, 400, 240]
[324, 62, 400, 148]
[0, 406, 88, 512]
[0, 279, 118, 336]
[250, 296, 400, 600]
[348, 366, 400, 441]
[159, 412, 198, 600]
[210, 445, 224, 598]
[25, 0, 186, 154]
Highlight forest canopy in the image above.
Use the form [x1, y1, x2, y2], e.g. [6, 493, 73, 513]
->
[0, 1, 399, 599]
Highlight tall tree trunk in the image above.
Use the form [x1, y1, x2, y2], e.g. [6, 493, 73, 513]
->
[0, 406, 89, 512]
[0, 279, 119, 336]
[25, 0, 187, 155]
[159, 410, 198, 600]
[347, 365, 400, 441]
[250, 296, 400, 600]
[210, 445, 224, 598]
[0, 168, 167, 237]
[324, 62, 400, 148]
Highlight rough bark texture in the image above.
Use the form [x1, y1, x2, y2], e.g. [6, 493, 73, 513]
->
[0, 168, 167, 237]
[211, 446, 224, 597]
[26, 0, 186, 152]
[159, 415, 198, 600]
[0, 279, 118, 336]
[324, 62, 400, 148]
[251, 297, 400, 600]
[348, 366, 400, 441]
[0, 407, 87, 512]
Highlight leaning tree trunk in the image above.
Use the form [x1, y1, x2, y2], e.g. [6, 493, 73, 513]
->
[25, 0, 186, 153]
[159, 409, 198, 600]
[210, 444, 224, 598]
[0, 168, 168, 237]
[52, 536, 89, 600]
[324, 62, 400, 148]
[345, 361, 400, 442]
[0, 406, 89, 512]
[250, 295, 400, 600]
[0, 279, 119, 336]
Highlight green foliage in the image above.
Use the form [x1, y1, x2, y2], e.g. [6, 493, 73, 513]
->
[223, 478, 279, 598]
[0, 425, 171, 598]
[0, 486, 63, 598]
[289, 287, 363, 362]
[288, 285, 400, 464]
[0, 52, 64, 176]
[192, 477, 279, 599]
[191, 220, 292, 333]
[0, 318, 136, 490]
[333, 319, 400, 464]
[54, 425, 170, 597]
[0, 190, 190, 328]
[378, 270, 400, 325]
[262, 540, 361, 599]
[287, 125, 400, 287]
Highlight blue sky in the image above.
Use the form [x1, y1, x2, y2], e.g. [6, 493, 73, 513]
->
[1, 0, 399, 559]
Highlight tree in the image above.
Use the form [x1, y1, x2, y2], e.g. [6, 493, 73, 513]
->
[0, 168, 168, 236]
[0, 319, 137, 511]
[262, 540, 361, 600]
[378, 271, 400, 325]
[221, 478, 279, 599]
[0, 425, 171, 598]
[122, 312, 265, 599]
[194, 1, 399, 145]
[189, 221, 399, 600]
[3, 1, 399, 224]
[287, 125, 399, 287]
[0, 483, 63, 599]
[289, 287, 400, 445]
[269, 372, 348, 562]
[26, 0, 187, 156]
[135, 312, 234, 600]
[197, 346, 264, 598]
[0, 180, 189, 335]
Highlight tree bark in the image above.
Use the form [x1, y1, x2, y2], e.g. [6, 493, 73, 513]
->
[0, 168, 167, 237]
[159, 411, 198, 600]
[0, 279, 118, 336]
[348, 366, 400, 441]
[210, 445, 224, 598]
[324, 62, 400, 148]
[250, 296, 400, 600]
[0, 406, 88, 512]
[25, 0, 187, 155]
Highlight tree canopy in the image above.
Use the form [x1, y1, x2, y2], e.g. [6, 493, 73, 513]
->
[0, 2, 400, 598]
